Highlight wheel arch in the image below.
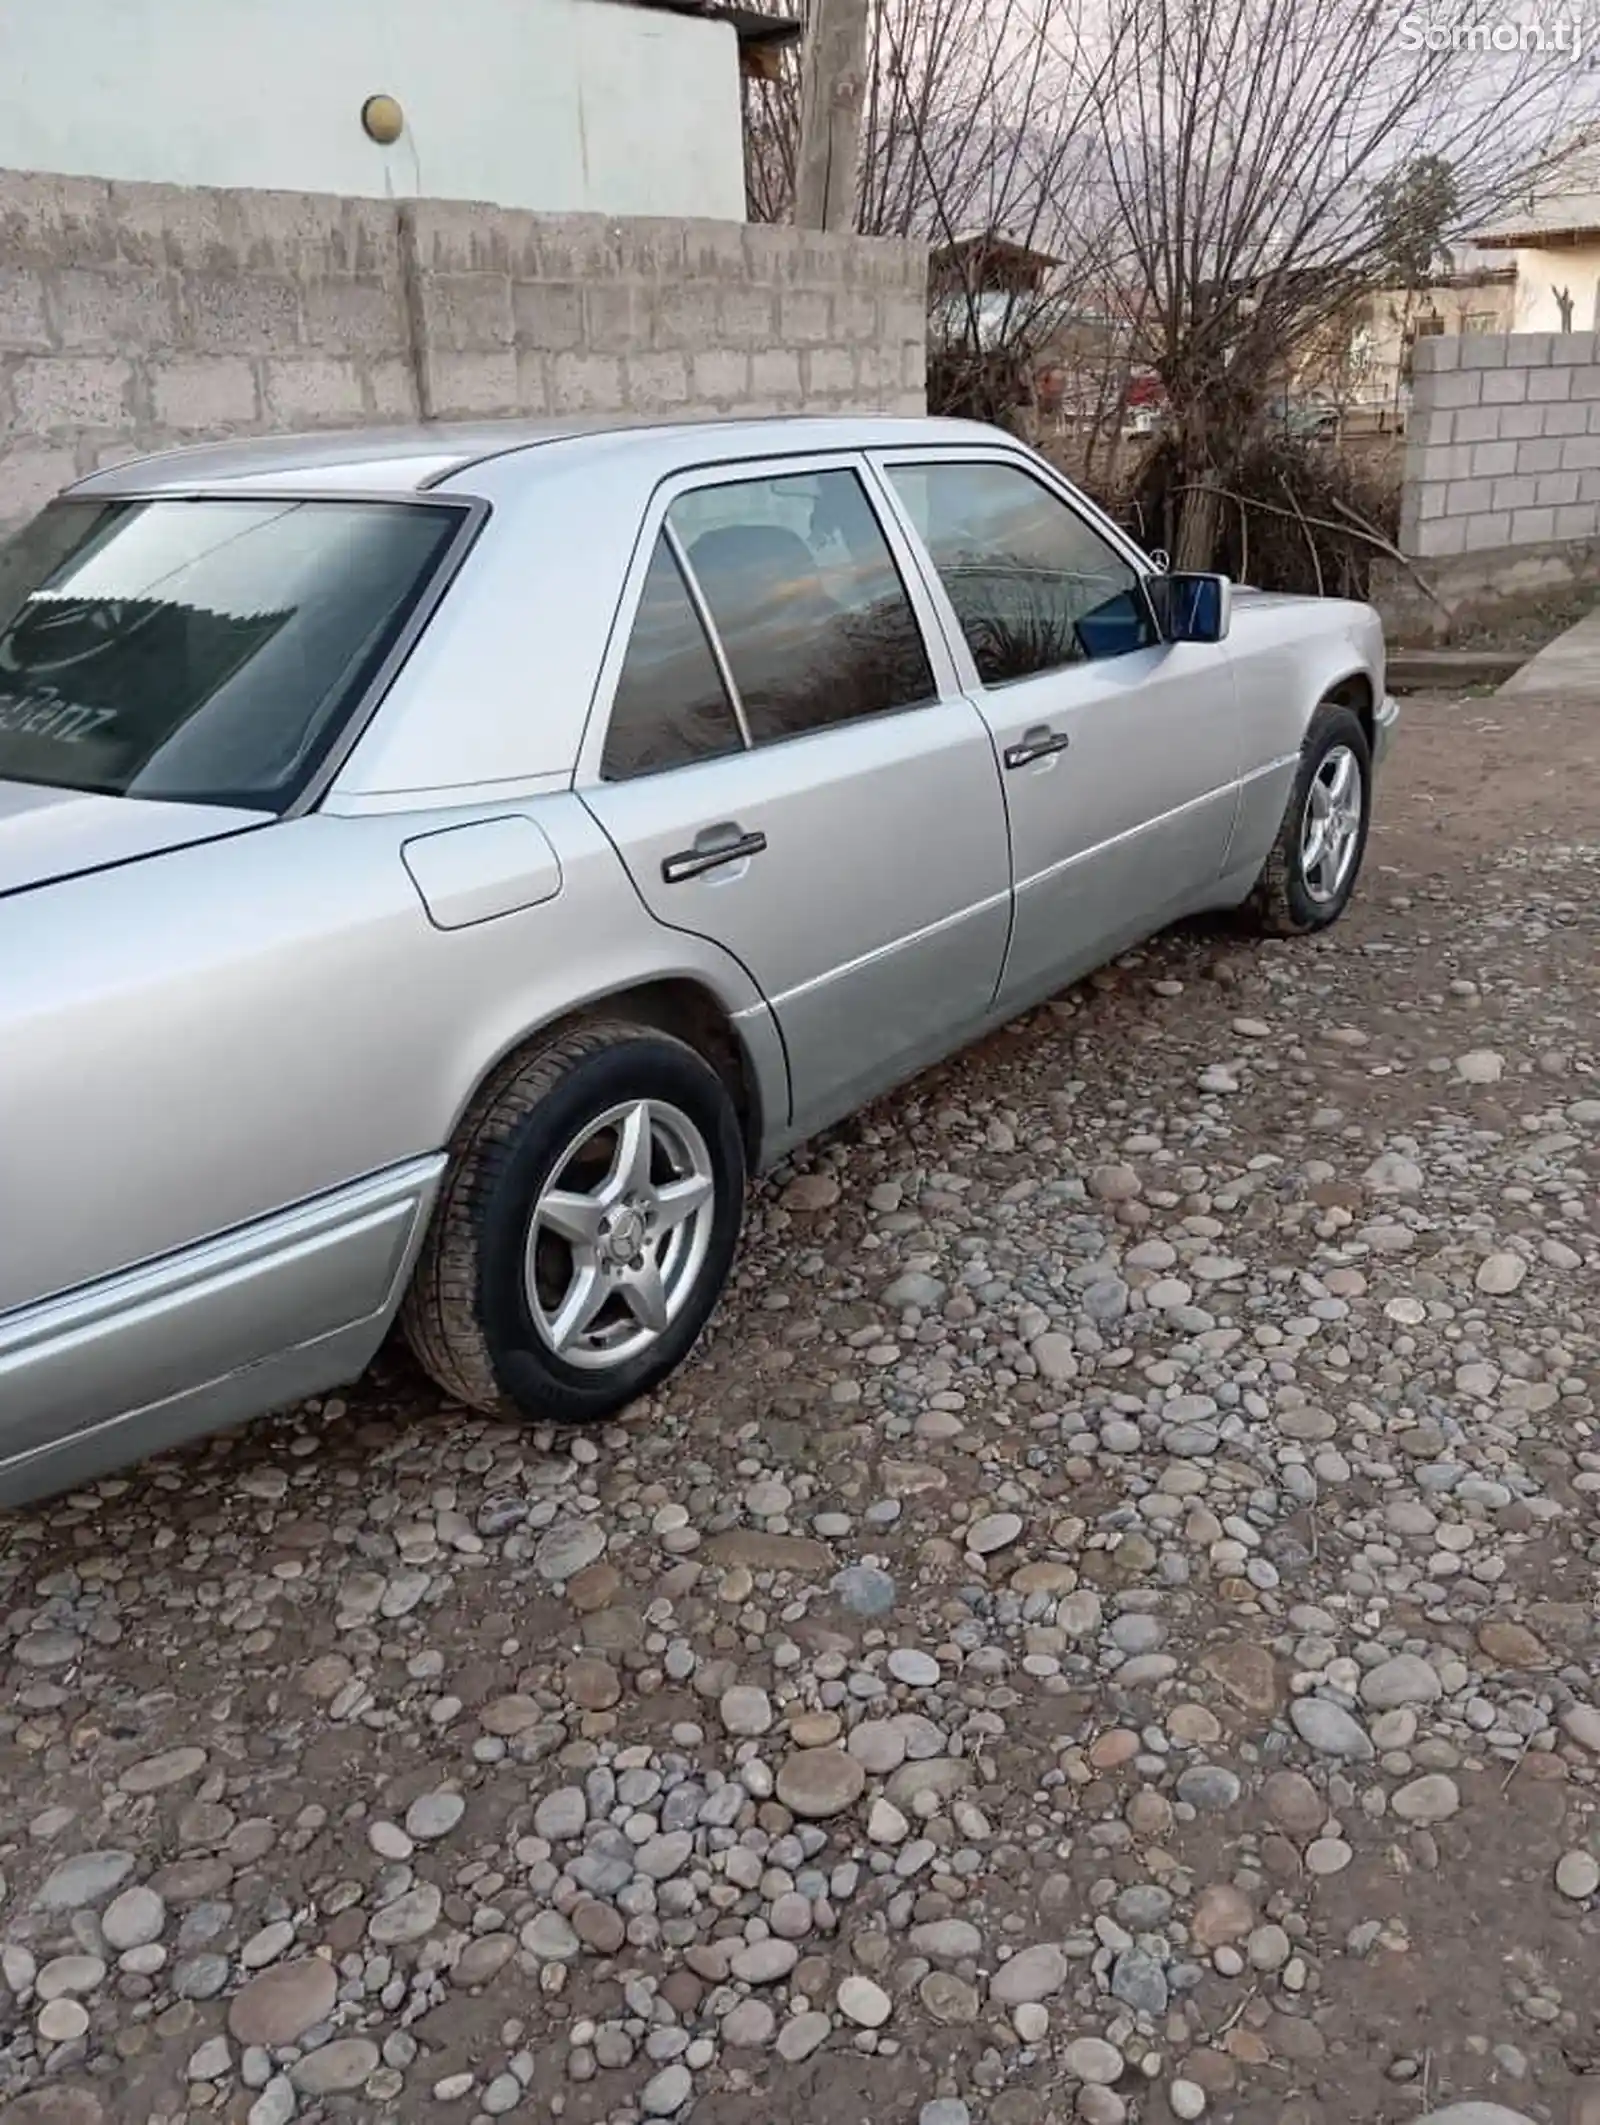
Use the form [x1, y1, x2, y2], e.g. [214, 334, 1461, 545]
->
[451, 978, 771, 1171]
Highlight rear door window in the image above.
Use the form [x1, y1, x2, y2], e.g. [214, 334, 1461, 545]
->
[667, 468, 936, 744]
[0, 496, 462, 811]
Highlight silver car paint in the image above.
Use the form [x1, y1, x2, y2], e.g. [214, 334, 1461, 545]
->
[0, 415, 1395, 1502]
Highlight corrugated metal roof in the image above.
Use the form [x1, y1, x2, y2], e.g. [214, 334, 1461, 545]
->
[611, 0, 801, 46]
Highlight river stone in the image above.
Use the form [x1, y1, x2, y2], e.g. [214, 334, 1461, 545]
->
[837, 1974, 892, 2027]
[719, 1685, 773, 1736]
[405, 1792, 465, 1842]
[1392, 1774, 1460, 1825]
[1290, 1697, 1373, 1761]
[0, 2091, 105, 2125]
[1361, 1655, 1442, 1710]
[1414, 2109, 1539, 2125]
[120, 1747, 207, 1795]
[776, 2011, 831, 2062]
[34, 1852, 135, 1911]
[292, 2039, 381, 2095]
[911, 1919, 984, 1963]
[776, 1749, 866, 1818]
[367, 1880, 442, 1945]
[101, 1885, 166, 1951]
[535, 1517, 606, 1582]
[989, 1943, 1069, 2006]
[966, 1513, 1023, 1555]
[1063, 2037, 1125, 2085]
[228, 1958, 338, 2047]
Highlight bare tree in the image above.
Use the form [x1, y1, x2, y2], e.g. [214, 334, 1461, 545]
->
[744, 0, 1129, 421]
[1084, 0, 1600, 564]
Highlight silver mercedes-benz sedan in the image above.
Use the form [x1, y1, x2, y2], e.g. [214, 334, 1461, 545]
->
[0, 415, 1396, 1502]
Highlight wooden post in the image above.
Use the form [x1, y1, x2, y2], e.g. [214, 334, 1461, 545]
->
[794, 0, 871, 231]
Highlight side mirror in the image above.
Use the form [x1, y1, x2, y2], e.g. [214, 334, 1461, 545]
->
[1148, 570, 1231, 644]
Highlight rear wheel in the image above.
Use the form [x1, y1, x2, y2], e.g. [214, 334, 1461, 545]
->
[1247, 702, 1372, 936]
[402, 1020, 745, 1426]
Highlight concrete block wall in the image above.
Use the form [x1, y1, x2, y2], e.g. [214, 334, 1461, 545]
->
[1400, 330, 1600, 559]
[0, 170, 927, 533]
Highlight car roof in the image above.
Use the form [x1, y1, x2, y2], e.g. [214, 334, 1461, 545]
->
[67, 414, 1013, 500]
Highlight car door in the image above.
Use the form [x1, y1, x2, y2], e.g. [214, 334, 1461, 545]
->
[872, 451, 1242, 1017]
[578, 457, 1012, 1139]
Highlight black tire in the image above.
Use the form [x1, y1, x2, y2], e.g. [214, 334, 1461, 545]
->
[401, 1019, 745, 1426]
[1247, 701, 1373, 936]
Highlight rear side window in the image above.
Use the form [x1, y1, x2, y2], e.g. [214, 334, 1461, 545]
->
[668, 468, 935, 744]
[0, 496, 462, 811]
[602, 534, 745, 780]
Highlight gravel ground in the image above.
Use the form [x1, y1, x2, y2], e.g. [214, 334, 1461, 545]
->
[2, 691, 1598, 2125]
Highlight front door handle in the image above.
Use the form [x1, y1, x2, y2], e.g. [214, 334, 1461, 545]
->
[1004, 727, 1072, 770]
[661, 826, 767, 884]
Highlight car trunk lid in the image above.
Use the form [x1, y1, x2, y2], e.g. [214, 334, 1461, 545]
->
[0, 779, 267, 897]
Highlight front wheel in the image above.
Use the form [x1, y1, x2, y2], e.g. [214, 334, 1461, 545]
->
[401, 1020, 746, 1426]
[1247, 702, 1372, 936]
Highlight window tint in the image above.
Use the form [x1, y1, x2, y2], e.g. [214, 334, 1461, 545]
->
[669, 469, 934, 744]
[602, 535, 744, 780]
[886, 461, 1158, 685]
[0, 496, 460, 812]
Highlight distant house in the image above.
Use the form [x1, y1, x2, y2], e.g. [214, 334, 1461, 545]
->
[0, 0, 798, 221]
[1467, 136, 1600, 332]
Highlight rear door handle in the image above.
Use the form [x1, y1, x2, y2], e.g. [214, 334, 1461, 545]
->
[661, 826, 767, 884]
[1004, 727, 1072, 770]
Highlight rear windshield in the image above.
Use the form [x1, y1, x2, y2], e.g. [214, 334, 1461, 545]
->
[0, 495, 463, 811]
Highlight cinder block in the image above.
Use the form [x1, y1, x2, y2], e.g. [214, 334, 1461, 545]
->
[803, 346, 856, 396]
[1452, 405, 1501, 443]
[1459, 335, 1507, 369]
[1549, 331, 1598, 365]
[750, 347, 802, 400]
[425, 349, 518, 417]
[367, 357, 422, 420]
[49, 266, 176, 352]
[650, 282, 718, 351]
[718, 287, 776, 349]
[743, 222, 806, 285]
[0, 441, 81, 526]
[1482, 367, 1527, 404]
[613, 219, 689, 282]
[512, 280, 585, 353]
[582, 282, 650, 356]
[1416, 517, 1468, 557]
[12, 355, 133, 432]
[1555, 502, 1600, 536]
[301, 278, 405, 358]
[834, 289, 879, 342]
[1510, 506, 1557, 544]
[419, 272, 514, 353]
[1561, 433, 1600, 468]
[1490, 474, 1539, 511]
[901, 338, 926, 393]
[1405, 408, 1451, 448]
[779, 289, 833, 344]
[262, 357, 366, 425]
[1417, 482, 1451, 519]
[691, 349, 749, 403]
[1570, 364, 1600, 398]
[1507, 332, 1552, 365]
[1533, 470, 1580, 505]
[405, 199, 516, 278]
[1432, 370, 1482, 409]
[1528, 366, 1571, 402]
[0, 171, 117, 265]
[0, 268, 53, 354]
[683, 222, 755, 281]
[625, 350, 691, 407]
[1469, 440, 1518, 476]
[549, 350, 627, 413]
[512, 350, 550, 414]
[181, 274, 301, 354]
[1445, 477, 1494, 514]
[1413, 335, 1460, 373]
[1463, 511, 1511, 549]
[149, 356, 260, 429]
[1577, 468, 1600, 502]
[1497, 404, 1544, 439]
[1518, 437, 1564, 473]
[1542, 401, 1588, 434]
